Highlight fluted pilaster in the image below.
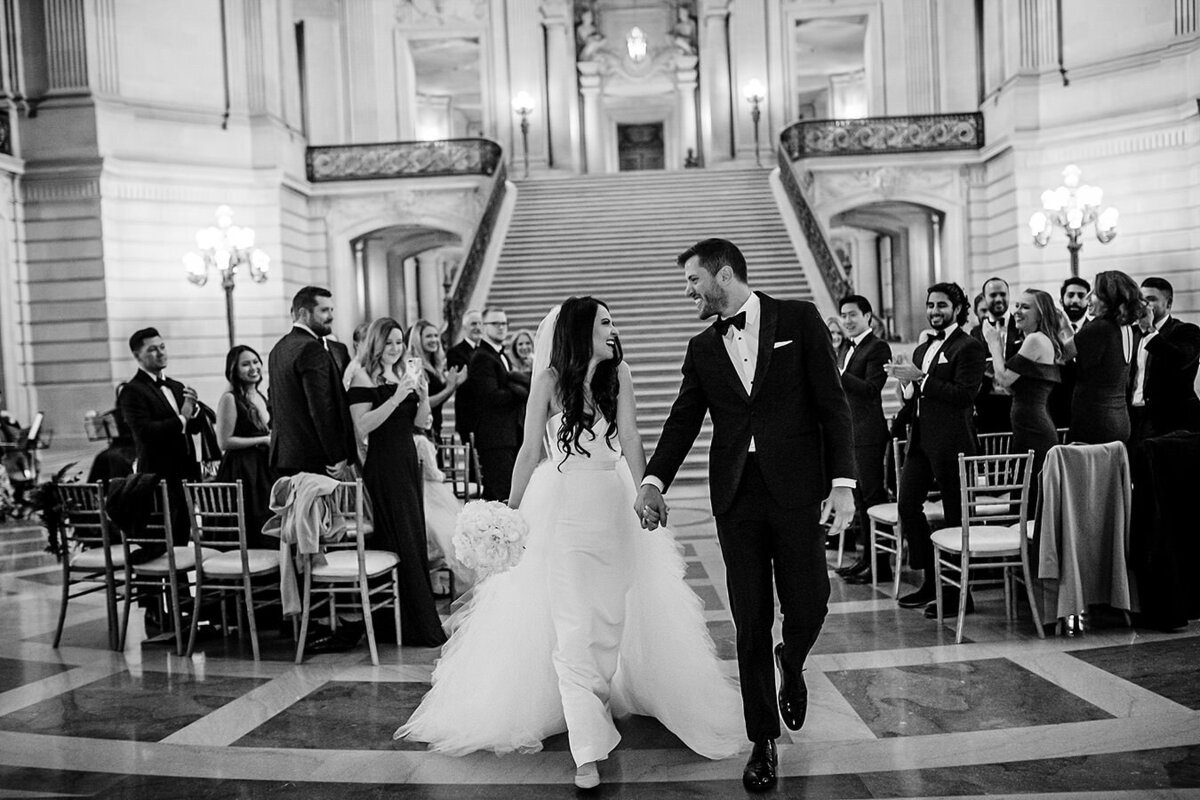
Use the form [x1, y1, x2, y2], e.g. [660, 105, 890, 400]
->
[45, 0, 88, 91]
[699, 0, 732, 164]
[540, 0, 579, 171]
[903, 0, 937, 113]
[1018, 0, 1057, 70]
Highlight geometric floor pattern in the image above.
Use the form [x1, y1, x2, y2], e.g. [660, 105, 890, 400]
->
[2, 483, 1199, 799]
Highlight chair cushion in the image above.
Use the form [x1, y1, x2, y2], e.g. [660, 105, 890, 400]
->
[975, 494, 1012, 516]
[134, 547, 222, 574]
[923, 499, 945, 521]
[931, 525, 1020, 554]
[201, 549, 280, 577]
[867, 502, 897, 524]
[71, 545, 139, 569]
[311, 549, 399, 579]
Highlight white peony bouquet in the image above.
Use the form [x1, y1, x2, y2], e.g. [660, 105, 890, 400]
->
[452, 500, 528, 580]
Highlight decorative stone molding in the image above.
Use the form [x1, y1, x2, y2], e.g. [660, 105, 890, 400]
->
[395, 0, 488, 26]
[808, 166, 960, 207]
[307, 138, 504, 182]
[781, 113, 984, 160]
[21, 178, 101, 203]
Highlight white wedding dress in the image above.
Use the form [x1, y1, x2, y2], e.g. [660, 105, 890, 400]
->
[395, 421, 743, 766]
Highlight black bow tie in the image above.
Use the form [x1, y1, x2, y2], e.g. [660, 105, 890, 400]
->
[714, 312, 746, 336]
[931, 330, 946, 341]
[152, 376, 166, 387]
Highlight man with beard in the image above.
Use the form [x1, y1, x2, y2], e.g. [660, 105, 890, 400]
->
[1129, 277, 1200, 442]
[1049, 276, 1091, 427]
[268, 286, 356, 477]
[887, 283, 986, 617]
[970, 277, 1023, 433]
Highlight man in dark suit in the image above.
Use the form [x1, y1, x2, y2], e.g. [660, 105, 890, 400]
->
[118, 327, 204, 546]
[887, 282, 987, 617]
[637, 239, 855, 792]
[970, 277, 1022, 433]
[446, 309, 484, 444]
[1130, 277, 1200, 442]
[1049, 276, 1091, 428]
[268, 286, 356, 477]
[833, 294, 894, 585]
[465, 307, 527, 501]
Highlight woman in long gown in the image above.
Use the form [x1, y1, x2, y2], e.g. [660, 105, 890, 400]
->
[347, 318, 447, 648]
[984, 290, 1067, 505]
[214, 345, 273, 547]
[396, 297, 742, 789]
[1068, 270, 1143, 445]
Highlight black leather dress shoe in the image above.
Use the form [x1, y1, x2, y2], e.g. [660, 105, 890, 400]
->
[924, 593, 975, 618]
[835, 559, 869, 577]
[743, 738, 777, 792]
[845, 568, 892, 585]
[897, 586, 937, 608]
[774, 643, 808, 731]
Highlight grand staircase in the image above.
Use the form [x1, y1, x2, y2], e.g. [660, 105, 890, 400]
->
[484, 168, 815, 483]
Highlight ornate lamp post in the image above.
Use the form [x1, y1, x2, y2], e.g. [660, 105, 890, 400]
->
[744, 79, 765, 168]
[183, 205, 270, 348]
[512, 91, 535, 179]
[1029, 164, 1118, 277]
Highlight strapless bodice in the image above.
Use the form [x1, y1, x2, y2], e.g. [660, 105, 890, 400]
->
[546, 418, 621, 471]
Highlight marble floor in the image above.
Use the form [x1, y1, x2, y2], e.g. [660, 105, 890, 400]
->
[1, 483, 1199, 799]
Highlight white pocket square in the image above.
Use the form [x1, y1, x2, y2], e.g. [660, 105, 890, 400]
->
[936, 353, 949, 365]
[773, 339, 793, 349]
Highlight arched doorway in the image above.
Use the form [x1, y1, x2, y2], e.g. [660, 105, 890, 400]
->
[349, 226, 463, 330]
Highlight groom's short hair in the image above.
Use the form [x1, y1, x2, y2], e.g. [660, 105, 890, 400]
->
[677, 238, 748, 283]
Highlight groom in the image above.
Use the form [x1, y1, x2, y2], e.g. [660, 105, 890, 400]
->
[637, 238, 856, 792]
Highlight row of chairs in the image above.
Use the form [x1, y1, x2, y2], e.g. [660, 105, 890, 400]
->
[53, 478, 400, 665]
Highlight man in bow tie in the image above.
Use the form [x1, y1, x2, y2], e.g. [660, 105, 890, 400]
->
[465, 307, 527, 501]
[1049, 276, 1091, 427]
[887, 283, 986, 618]
[637, 238, 855, 792]
[970, 277, 1023, 433]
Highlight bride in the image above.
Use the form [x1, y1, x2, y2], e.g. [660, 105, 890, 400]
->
[395, 297, 742, 788]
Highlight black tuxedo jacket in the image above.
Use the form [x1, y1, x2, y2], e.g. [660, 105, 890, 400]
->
[447, 339, 478, 438]
[118, 370, 202, 481]
[971, 315, 1023, 394]
[1143, 317, 1200, 433]
[840, 332, 892, 447]
[268, 327, 355, 473]
[327, 339, 351, 379]
[905, 328, 987, 456]
[467, 342, 528, 450]
[646, 292, 855, 517]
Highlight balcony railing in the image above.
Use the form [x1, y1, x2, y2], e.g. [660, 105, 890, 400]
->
[444, 161, 508, 345]
[776, 149, 851, 303]
[306, 138, 504, 182]
[780, 112, 984, 161]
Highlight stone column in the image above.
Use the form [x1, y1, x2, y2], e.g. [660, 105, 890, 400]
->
[416, 251, 443, 322]
[578, 62, 604, 173]
[403, 256, 420, 327]
[698, 0, 733, 165]
[364, 238, 389, 319]
[675, 55, 699, 168]
[539, 0, 580, 171]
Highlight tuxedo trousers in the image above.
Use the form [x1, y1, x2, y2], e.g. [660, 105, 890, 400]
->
[714, 454, 827, 742]
[851, 440, 889, 551]
[897, 439, 965, 573]
[477, 446, 516, 502]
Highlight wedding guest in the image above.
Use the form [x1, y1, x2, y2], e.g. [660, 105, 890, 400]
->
[1129, 277, 1200, 442]
[1060, 277, 1092, 334]
[214, 345, 272, 547]
[465, 307, 528, 502]
[509, 329, 536, 375]
[342, 321, 371, 391]
[826, 315, 847, 352]
[970, 292, 988, 334]
[971, 277, 1023, 433]
[1049, 277, 1092, 428]
[347, 317, 446, 647]
[407, 319, 466, 443]
[1068, 270, 1142, 445]
[447, 309, 484, 445]
[983, 289, 1067, 506]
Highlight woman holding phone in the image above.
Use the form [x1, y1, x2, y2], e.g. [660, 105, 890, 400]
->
[406, 320, 465, 444]
[348, 317, 447, 648]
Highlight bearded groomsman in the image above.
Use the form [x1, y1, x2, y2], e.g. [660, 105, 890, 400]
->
[970, 277, 1022, 433]
[1129, 277, 1200, 443]
[1049, 276, 1091, 428]
[833, 294, 894, 585]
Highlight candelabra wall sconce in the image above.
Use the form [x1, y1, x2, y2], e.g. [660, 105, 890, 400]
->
[512, 92, 535, 179]
[744, 79, 765, 167]
[183, 205, 270, 348]
[1029, 164, 1118, 277]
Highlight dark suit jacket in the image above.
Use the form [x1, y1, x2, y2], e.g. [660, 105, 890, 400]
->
[327, 339, 351, 380]
[1143, 316, 1200, 434]
[447, 339, 479, 439]
[118, 370, 202, 481]
[971, 315, 1023, 388]
[646, 292, 855, 517]
[905, 328, 987, 457]
[268, 327, 355, 473]
[467, 341, 528, 450]
[841, 331, 892, 447]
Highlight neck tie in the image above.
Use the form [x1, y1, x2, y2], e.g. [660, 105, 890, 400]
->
[714, 311, 746, 336]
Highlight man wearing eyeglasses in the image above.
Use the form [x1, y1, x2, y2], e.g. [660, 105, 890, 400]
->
[466, 308, 529, 501]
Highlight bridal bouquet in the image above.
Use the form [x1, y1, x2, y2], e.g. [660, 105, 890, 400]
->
[452, 500, 528, 580]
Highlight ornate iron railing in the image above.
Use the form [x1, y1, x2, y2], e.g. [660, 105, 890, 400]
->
[443, 161, 508, 345]
[776, 148, 852, 303]
[781, 112, 983, 160]
[306, 138, 504, 182]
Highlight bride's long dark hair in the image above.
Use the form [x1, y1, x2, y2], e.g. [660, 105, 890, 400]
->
[551, 296, 622, 462]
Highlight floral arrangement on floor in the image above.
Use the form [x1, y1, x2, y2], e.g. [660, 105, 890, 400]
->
[452, 500, 528, 580]
[23, 462, 80, 561]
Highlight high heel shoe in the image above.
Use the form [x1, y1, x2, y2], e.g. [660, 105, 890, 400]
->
[574, 761, 600, 789]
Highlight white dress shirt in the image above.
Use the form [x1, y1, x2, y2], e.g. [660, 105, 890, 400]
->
[900, 323, 959, 400]
[140, 367, 190, 431]
[840, 329, 870, 375]
[1132, 314, 1169, 407]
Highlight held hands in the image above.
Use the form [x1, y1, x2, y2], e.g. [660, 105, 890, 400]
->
[820, 486, 856, 538]
[635, 484, 669, 531]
